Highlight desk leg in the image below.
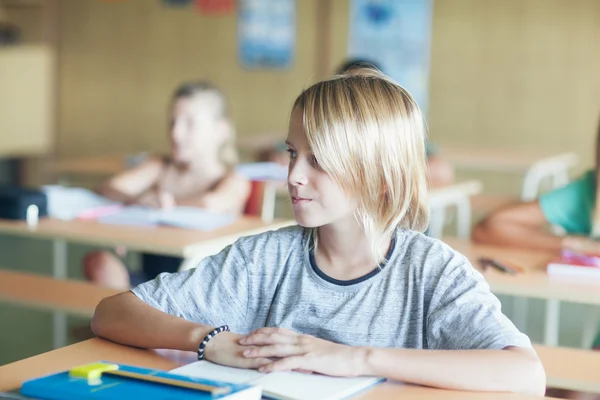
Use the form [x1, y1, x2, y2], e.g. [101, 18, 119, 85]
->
[544, 299, 560, 346]
[52, 239, 68, 349]
[52, 239, 68, 279]
[455, 197, 472, 239]
[52, 312, 67, 349]
[581, 306, 600, 348]
[512, 297, 528, 332]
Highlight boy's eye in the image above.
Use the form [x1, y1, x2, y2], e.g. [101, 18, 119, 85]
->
[286, 148, 297, 159]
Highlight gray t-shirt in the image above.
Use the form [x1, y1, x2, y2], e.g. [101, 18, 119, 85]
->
[132, 225, 532, 350]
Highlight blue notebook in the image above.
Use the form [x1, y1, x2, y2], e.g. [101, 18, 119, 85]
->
[20, 362, 261, 400]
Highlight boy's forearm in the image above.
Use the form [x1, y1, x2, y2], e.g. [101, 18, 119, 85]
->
[358, 347, 545, 395]
[91, 292, 212, 352]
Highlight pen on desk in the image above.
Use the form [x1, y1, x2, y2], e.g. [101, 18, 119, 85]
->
[478, 257, 519, 275]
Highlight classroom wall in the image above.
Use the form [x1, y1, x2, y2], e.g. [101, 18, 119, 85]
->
[55, 0, 600, 170]
[428, 0, 600, 171]
[56, 0, 322, 157]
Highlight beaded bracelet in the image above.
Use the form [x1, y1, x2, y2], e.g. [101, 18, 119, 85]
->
[197, 325, 230, 360]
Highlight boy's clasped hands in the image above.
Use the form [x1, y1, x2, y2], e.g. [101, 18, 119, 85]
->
[203, 327, 366, 377]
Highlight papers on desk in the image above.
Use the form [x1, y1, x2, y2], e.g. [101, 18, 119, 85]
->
[236, 162, 287, 182]
[171, 361, 384, 400]
[42, 185, 120, 221]
[98, 206, 236, 231]
[42, 186, 236, 231]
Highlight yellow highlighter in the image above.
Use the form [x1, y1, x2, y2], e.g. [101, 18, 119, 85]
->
[70, 363, 120, 380]
[69, 362, 230, 395]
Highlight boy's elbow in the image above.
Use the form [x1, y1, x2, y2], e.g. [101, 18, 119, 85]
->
[509, 350, 546, 396]
[521, 357, 546, 396]
[91, 294, 124, 339]
[90, 297, 109, 337]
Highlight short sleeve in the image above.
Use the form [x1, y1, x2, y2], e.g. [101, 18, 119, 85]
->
[538, 170, 596, 235]
[426, 254, 532, 350]
[131, 243, 250, 332]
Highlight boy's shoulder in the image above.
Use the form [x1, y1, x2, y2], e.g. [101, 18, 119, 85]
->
[397, 230, 472, 278]
[400, 230, 464, 259]
[233, 224, 306, 254]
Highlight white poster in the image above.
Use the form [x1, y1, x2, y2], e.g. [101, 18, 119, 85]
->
[238, 0, 296, 69]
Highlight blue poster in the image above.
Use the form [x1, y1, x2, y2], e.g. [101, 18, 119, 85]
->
[348, 0, 433, 114]
[238, 0, 296, 69]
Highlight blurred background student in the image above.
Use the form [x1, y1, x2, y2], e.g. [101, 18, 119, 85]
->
[82, 81, 250, 290]
[473, 116, 600, 254]
[258, 57, 454, 188]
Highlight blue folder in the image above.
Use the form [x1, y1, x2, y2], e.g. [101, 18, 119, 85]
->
[20, 362, 260, 400]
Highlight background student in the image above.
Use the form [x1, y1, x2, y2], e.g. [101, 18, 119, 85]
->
[83, 81, 250, 290]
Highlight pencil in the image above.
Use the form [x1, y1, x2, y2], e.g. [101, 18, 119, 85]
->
[103, 370, 231, 395]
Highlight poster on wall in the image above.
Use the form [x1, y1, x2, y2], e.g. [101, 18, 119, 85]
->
[348, 0, 433, 114]
[238, 0, 296, 69]
[195, 0, 235, 14]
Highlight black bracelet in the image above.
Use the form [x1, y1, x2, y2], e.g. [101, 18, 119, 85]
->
[197, 325, 230, 360]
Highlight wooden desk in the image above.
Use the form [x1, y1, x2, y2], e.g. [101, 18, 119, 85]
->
[0, 338, 558, 399]
[0, 217, 294, 275]
[0, 269, 119, 357]
[446, 239, 585, 303]
[0, 269, 118, 317]
[445, 238, 600, 347]
[536, 345, 600, 394]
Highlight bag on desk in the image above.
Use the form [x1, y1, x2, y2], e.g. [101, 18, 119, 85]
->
[0, 185, 47, 220]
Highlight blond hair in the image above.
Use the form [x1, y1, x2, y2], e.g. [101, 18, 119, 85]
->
[172, 81, 238, 170]
[292, 70, 429, 264]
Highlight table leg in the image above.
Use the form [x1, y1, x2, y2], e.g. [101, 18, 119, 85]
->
[52, 239, 68, 349]
[544, 299, 561, 346]
[52, 312, 67, 349]
[52, 239, 67, 279]
[581, 306, 600, 348]
[512, 297, 528, 332]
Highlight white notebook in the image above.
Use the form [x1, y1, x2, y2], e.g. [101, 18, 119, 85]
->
[97, 206, 236, 231]
[170, 361, 384, 400]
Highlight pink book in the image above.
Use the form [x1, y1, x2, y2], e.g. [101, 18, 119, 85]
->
[76, 204, 123, 220]
[547, 249, 600, 280]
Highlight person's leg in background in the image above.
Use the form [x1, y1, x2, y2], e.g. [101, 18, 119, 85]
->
[82, 251, 131, 290]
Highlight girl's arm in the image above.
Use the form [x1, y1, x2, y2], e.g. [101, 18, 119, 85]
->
[472, 201, 564, 251]
[472, 200, 600, 253]
[177, 172, 252, 214]
[97, 158, 164, 205]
